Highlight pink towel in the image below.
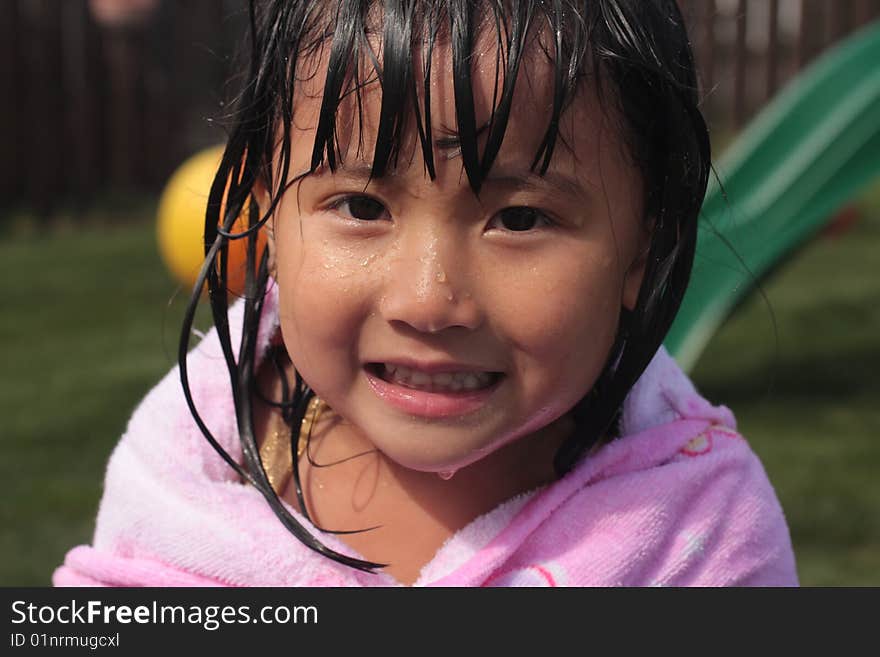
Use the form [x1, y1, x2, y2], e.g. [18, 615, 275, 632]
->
[53, 284, 798, 587]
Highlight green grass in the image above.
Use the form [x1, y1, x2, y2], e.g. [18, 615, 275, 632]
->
[1, 203, 878, 586]
[691, 207, 880, 586]
[0, 214, 202, 585]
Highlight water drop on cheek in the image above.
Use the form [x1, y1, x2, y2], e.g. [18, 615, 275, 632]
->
[437, 470, 456, 481]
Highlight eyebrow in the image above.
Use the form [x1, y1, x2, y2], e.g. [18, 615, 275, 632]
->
[434, 122, 490, 156]
[311, 161, 588, 203]
[482, 169, 589, 200]
[431, 123, 589, 199]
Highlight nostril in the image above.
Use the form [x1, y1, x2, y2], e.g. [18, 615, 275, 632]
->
[378, 269, 482, 333]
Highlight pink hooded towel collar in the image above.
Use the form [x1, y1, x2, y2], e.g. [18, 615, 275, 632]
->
[54, 283, 798, 586]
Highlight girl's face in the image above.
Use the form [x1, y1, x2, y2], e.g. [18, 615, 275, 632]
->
[269, 42, 648, 474]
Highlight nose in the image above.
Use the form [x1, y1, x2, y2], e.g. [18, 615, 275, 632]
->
[379, 231, 483, 333]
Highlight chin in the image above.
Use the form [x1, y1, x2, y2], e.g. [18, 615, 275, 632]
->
[373, 426, 516, 475]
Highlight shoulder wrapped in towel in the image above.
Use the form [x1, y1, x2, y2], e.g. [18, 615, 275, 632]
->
[54, 284, 798, 587]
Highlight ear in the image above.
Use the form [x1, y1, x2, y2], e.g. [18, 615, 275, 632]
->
[622, 221, 652, 311]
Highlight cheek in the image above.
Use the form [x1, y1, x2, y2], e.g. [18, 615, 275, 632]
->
[495, 250, 622, 395]
[273, 221, 376, 382]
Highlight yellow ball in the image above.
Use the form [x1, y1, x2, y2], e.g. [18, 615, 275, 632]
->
[156, 145, 266, 295]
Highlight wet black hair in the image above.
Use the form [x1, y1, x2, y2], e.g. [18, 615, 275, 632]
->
[179, 0, 710, 573]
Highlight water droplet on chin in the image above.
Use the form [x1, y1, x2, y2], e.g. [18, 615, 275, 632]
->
[438, 470, 456, 481]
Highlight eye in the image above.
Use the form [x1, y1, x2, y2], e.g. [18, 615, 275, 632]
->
[488, 206, 552, 232]
[330, 195, 389, 221]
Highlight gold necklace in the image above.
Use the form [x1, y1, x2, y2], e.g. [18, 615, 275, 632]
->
[259, 396, 326, 494]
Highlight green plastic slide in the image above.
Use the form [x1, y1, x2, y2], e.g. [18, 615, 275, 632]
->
[665, 20, 880, 371]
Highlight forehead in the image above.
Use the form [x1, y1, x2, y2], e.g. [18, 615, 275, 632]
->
[284, 11, 632, 191]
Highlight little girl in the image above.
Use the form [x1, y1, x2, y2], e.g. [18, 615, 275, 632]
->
[55, 0, 798, 586]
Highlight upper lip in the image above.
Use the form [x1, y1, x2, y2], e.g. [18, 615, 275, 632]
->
[366, 358, 502, 374]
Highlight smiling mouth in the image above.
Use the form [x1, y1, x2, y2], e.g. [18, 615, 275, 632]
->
[366, 363, 503, 393]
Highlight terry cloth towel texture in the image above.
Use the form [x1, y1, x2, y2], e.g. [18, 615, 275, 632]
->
[54, 283, 798, 587]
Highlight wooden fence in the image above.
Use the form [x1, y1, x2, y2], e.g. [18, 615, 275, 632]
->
[680, 0, 880, 131]
[1, 0, 878, 215]
[0, 0, 245, 214]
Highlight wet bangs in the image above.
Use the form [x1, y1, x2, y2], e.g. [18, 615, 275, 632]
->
[254, 0, 591, 196]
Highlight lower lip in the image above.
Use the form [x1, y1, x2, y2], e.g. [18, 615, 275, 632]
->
[364, 369, 500, 418]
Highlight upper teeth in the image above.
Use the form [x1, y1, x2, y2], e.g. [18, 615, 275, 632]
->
[383, 364, 493, 392]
